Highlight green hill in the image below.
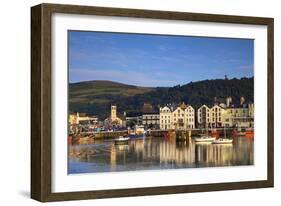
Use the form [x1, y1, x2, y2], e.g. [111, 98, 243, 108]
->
[69, 77, 254, 120]
[69, 80, 155, 118]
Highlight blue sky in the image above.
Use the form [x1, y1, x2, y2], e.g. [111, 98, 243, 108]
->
[68, 31, 254, 87]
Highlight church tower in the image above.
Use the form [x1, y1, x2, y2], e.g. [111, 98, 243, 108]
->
[111, 104, 117, 121]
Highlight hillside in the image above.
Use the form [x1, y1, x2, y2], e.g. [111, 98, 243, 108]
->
[69, 77, 254, 120]
[69, 80, 155, 118]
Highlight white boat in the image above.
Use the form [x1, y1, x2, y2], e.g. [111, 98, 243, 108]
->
[212, 127, 233, 144]
[212, 138, 233, 144]
[114, 136, 129, 144]
[194, 136, 216, 143]
[194, 127, 215, 143]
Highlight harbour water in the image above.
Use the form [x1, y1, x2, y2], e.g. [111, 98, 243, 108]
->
[68, 136, 254, 174]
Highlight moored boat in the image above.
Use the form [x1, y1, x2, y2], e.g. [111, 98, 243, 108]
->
[129, 133, 145, 139]
[245, 127, 254, 138]
[194, 136, 216, 143]
[114, 136, 130, 145]
[195, 127, 215, 143]
[212, 126, 233, 144]
[128, 125, 145, 139]
[212, 138, 233, 144]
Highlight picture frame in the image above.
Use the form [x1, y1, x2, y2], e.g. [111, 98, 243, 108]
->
[31, 3, 274, 202]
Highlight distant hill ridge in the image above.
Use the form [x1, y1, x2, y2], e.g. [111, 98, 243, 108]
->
[69, 77, 254, 119]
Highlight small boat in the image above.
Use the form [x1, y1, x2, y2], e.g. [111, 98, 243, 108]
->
[129, 133, 145, 139]
[128, 125, 145, 139]
[212, 138, 233, 144]
[194, 127, 215, 143]
[114, 136, 129, 145]
[212, 126, 233, 144]
[245, 127, 254, 138]
[194, 136, 216, 143]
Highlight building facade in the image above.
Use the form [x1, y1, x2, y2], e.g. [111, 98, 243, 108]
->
[104, 104, 124, 127]
[141, 102, 160, 129]
[197, 101, 254, 128]
[225, 103, 254, 128]
[197, 104, 227, 128]
[68, 112, 98, 125]
[142, 113, 160, 129]
[160, 103, 195, 130]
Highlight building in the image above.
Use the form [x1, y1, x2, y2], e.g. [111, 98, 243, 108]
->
[225, 103, 254, 128]
[197, 97, 254, 128]
[197, 104, 227, 128]
[160, 102, 195, 130]
[142, 113, 160, 129]
[141, 103, 160, 129]
[68, 112, 98, 125]
[104, 104, 125, 127]
[126, 116, 142, 128]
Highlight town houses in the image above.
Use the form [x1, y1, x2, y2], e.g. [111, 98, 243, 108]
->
[197, 96, 254, 129]
[69, 96, 254, 132]
[160, 96, 254, 130]
[159, 102, 195, 130]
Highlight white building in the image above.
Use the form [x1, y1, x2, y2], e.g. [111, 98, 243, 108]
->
[104, 104, 124, 127]
[197, 101, 254, 128]
[160, 102, 195, 130]
[68, 112, 98, 125]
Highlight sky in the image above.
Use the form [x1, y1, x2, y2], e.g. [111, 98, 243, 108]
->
[68, 31, 254, 87]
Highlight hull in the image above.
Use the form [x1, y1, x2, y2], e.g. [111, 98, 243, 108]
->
[212, 139, 233, 144]
[114, 137, 130, 145]
[129, 134, 145, 139]
[194, 137, 216, 143]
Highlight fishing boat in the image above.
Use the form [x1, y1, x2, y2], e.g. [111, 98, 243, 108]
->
[128, 125, 145, 139]
[212, 126, 233, 144]
[212, 138, 233, 144]
[245, 127, 254, 138]
[194, 136, 216, 143]
[114, 136, 129, 145]
[194, 127, 215, 143]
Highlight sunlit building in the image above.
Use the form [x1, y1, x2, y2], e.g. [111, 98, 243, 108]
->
[68, 112, 98, 125]
[160, 102, 195, 130]
[104, 104, 125, 127]
[197, 97, 254, 128]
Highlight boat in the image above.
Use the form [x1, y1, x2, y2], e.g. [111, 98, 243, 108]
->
[128, 125, 145, 139]
[114, 136, 129, 145]
[194, 136, 216, 143]
[129, 133, 145, 139]
[245, 127, 254, 138]
[212, 138, 233, 144]
[194, 127, 215, 143]
[212, 126, 233, 144]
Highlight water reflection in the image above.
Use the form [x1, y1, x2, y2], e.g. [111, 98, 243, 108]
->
[68, 136, 253, 174]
